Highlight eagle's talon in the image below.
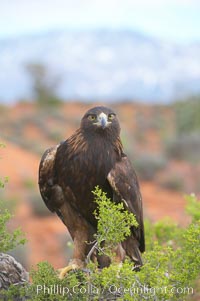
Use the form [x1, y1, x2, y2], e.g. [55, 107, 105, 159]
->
[58, 260, 84, 279]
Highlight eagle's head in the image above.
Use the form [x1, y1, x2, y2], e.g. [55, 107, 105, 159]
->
[81, 106, 121, 138]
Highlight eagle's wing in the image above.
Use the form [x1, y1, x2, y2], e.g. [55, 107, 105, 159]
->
[107, 156, 145, 256]
[38, 144, 65, 213]
[38, 142, 97, 263]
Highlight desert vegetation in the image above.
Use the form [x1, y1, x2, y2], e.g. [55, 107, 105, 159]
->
[0, 183, 200, 300]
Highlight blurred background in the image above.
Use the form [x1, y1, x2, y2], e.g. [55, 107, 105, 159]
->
[0, 0, 200, 271]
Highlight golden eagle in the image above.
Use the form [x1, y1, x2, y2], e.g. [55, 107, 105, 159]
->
[39, 106, 145, 278]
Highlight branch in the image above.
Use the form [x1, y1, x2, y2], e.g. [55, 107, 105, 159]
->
[86, 241, 98, 264]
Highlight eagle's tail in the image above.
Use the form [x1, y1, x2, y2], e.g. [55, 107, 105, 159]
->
[122, 235, 143, 267]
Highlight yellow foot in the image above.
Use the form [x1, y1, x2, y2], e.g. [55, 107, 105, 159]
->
[58, 259, 84, 279]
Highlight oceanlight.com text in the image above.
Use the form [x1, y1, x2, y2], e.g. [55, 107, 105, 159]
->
[36, 283, 194, 297]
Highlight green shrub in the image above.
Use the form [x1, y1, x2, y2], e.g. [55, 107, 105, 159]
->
[153, 217, 181, 246]
[157, 173, 184, 191]
[0, 179, 26, 252]
[0, 206, 26, 252]
[185, 193, 200, 222]
[133, 153, 167, 181]
[173, 96, 200, 134]
[21, 190, 200, 301]
[165, 133, 200, 162]
[93, 186, 138, 257]
[2, 185, 200, 301]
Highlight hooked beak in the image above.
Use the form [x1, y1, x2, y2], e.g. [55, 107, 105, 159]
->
[97, 112, 110, 129]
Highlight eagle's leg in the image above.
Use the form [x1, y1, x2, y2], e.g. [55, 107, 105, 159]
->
[58, 231, 89, 279]
[57, 201, 94, 279]
[58, 230, 96, 279]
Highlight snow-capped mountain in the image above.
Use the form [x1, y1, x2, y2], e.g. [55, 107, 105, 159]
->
[0, 29, 200, 103]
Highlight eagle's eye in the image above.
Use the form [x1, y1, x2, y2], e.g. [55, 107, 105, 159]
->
[108, 113, 115, 120]
[88, 114, 97, 121]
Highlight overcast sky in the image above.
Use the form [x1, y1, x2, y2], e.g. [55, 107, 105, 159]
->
[0, 0, 200, 43]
